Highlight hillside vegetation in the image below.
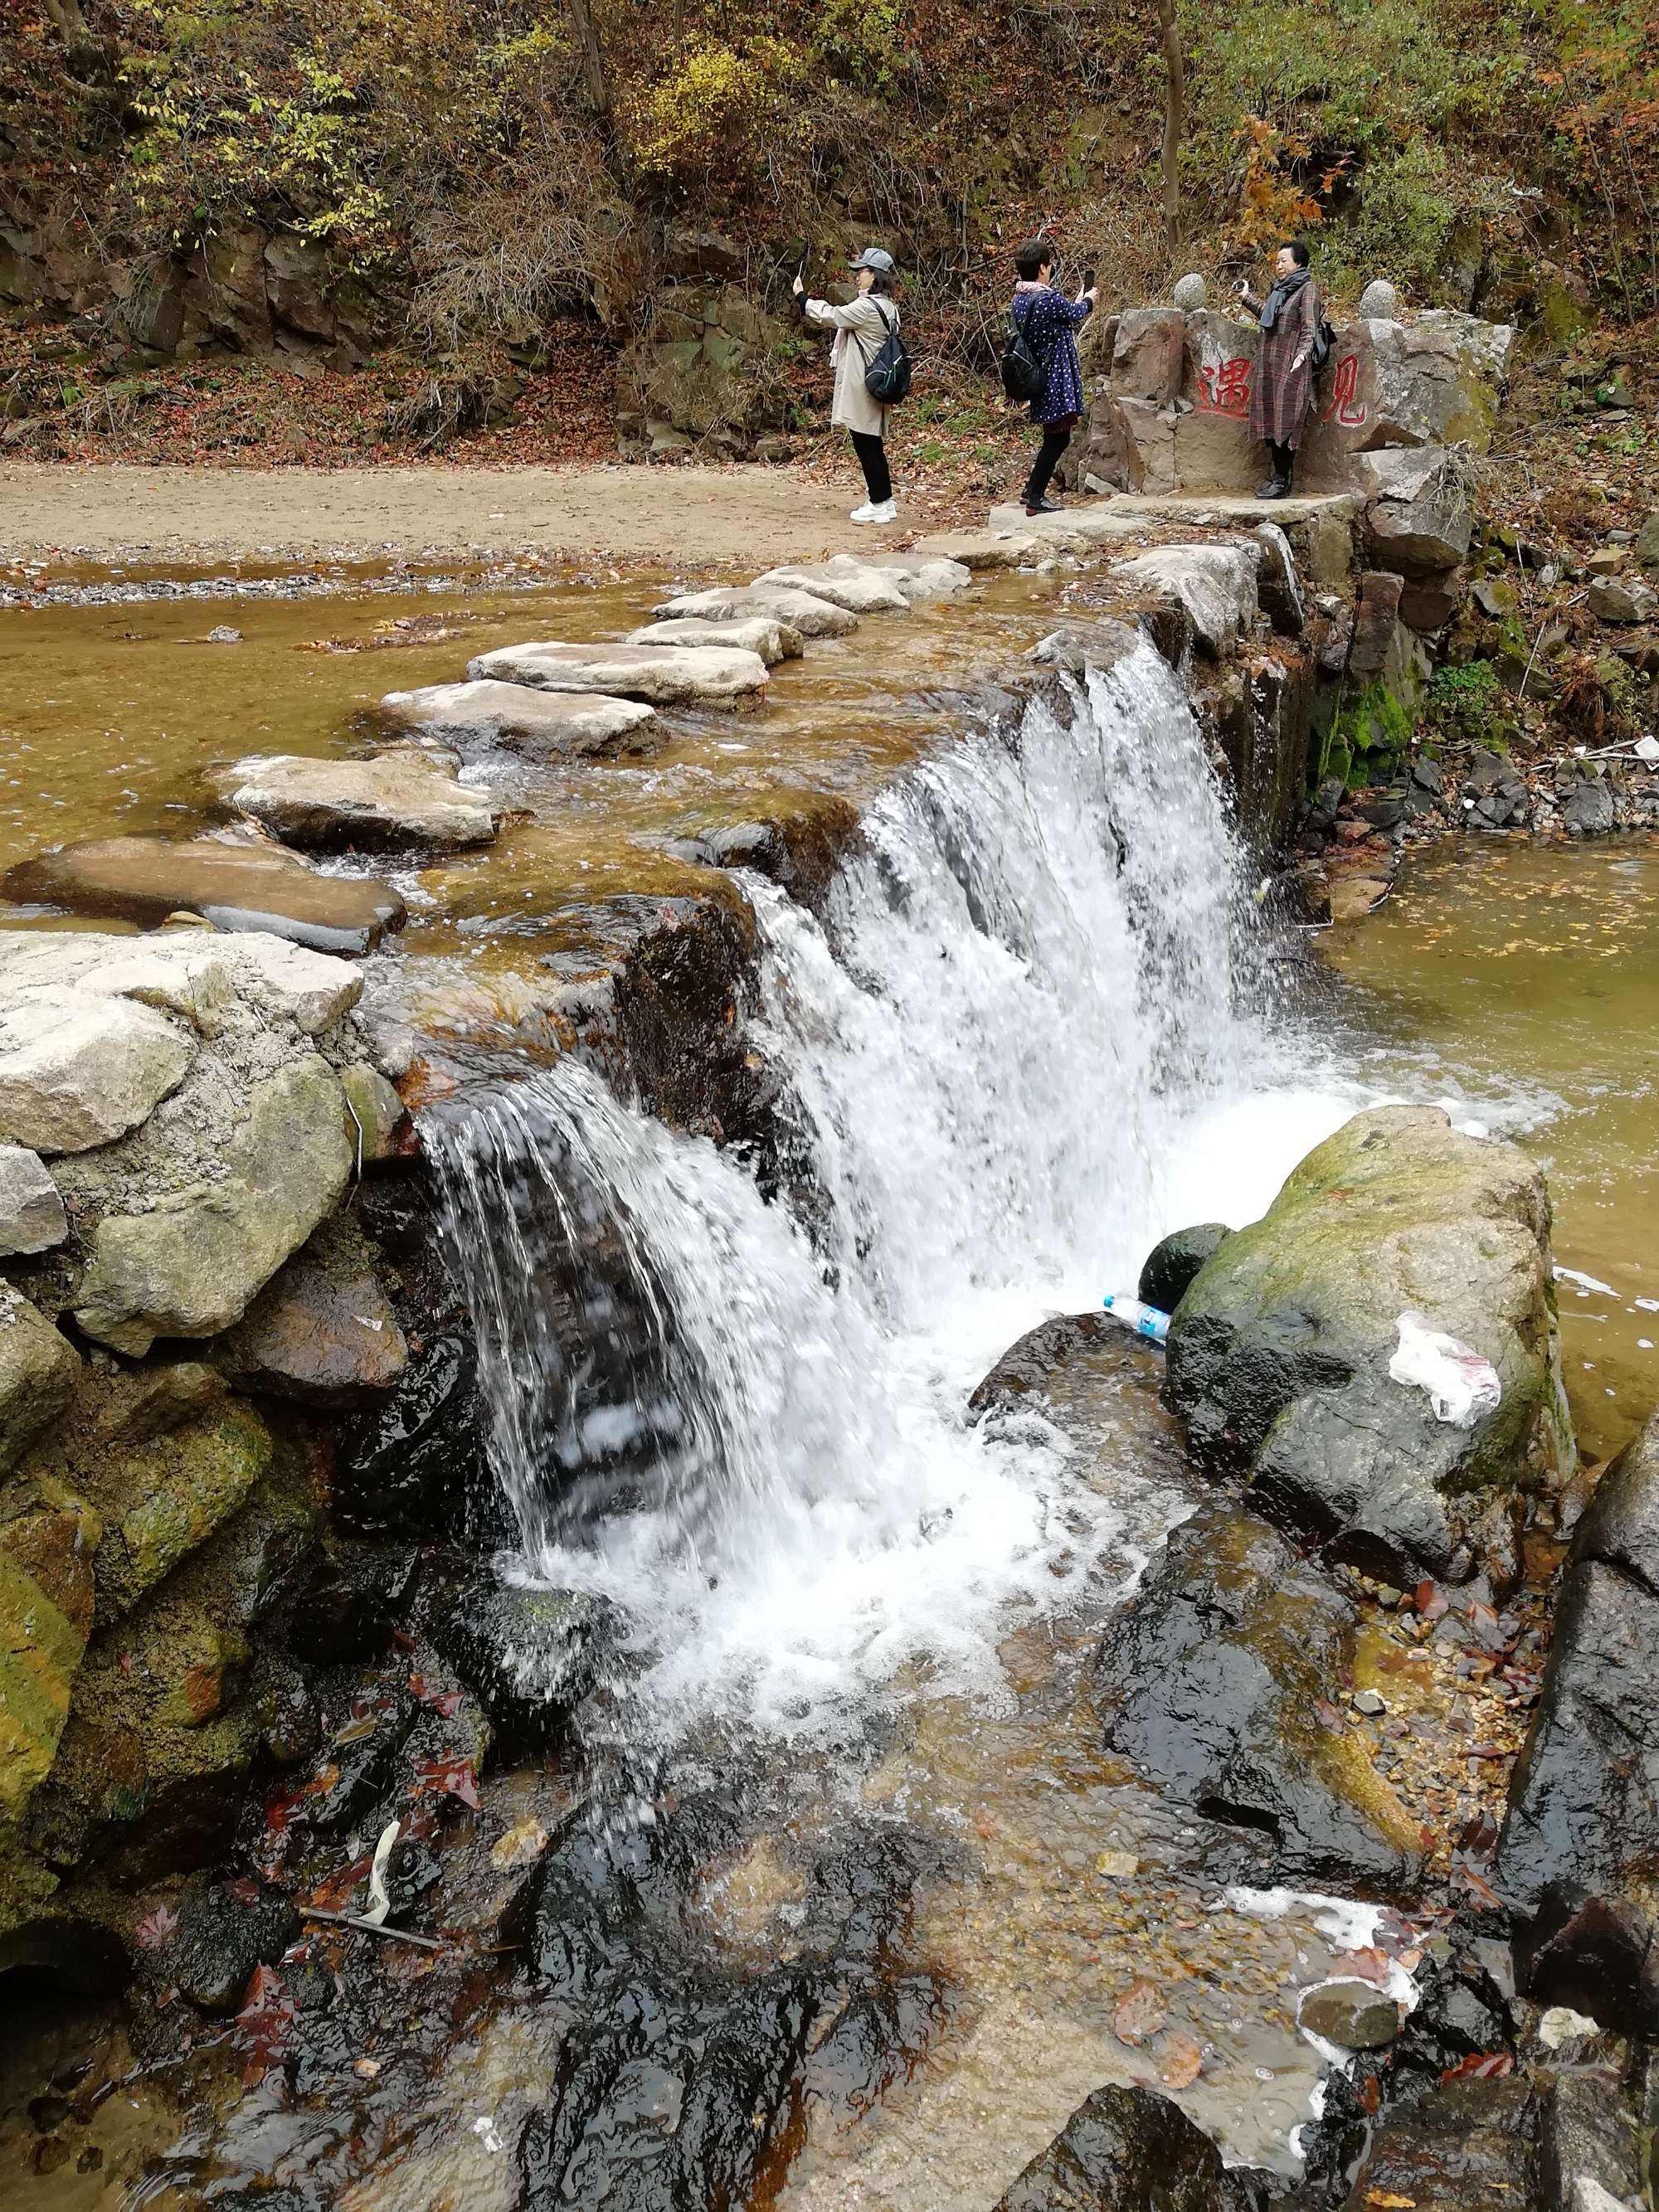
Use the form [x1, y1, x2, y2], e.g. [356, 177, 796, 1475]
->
[2, 0, 1656, 459]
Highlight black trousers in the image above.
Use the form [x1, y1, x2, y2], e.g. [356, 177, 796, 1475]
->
[1266, 439, 1295, 484]
[1024, 421, 1073, 505]
[849, 430, 891, 504]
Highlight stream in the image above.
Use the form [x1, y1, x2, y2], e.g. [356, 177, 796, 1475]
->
[0, 558, 1652, 2206]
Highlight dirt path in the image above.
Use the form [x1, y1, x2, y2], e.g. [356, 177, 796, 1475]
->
[0, 460, 971, 566]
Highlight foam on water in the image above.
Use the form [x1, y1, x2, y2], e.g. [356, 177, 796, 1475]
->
[426, 641, 1373, 1738]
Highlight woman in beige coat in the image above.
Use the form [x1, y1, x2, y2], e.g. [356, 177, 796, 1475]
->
[791, 246, 900, 524]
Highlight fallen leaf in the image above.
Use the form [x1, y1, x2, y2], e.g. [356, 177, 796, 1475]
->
[134, 1903, 180, 1952]
[1366, 2193, 1416, 2209]
[415, 1756, 480, 1811]
[236, 1964, 295, 2088]
[490, 1817, 550, 1873]
[1157, 2028, 1204, 2088]
[1441, 2049, 1513, 2084]
[1112, 1977, 1167, 2047]
[409, 1674, 463, 1718]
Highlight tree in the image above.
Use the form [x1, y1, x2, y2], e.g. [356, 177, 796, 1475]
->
[1154, 0, 1185, 250]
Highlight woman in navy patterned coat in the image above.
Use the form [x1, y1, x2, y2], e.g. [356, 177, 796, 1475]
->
[1010, 239, 1097, 516]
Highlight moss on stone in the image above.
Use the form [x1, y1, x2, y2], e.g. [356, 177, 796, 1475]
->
[90, 1403, 275, 1624]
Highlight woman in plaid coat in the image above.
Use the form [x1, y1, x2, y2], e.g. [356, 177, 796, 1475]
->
[1238, 241, 1322, 499]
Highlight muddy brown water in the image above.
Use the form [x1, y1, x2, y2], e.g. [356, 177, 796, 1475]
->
[0, 566, 1650, 2205]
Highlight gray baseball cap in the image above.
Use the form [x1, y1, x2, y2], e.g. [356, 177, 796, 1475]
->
[847, 246, 896, 274]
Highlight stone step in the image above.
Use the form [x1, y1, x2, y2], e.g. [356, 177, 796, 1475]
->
[649, 584, 858, 639]
[751, 560, 912, 615]
[469, 639, 770, 706]
[5, 834, 407, 956]
[207, 747, 500, 853]
[378, 679, 658, 759]
[622, 615, 803, 666]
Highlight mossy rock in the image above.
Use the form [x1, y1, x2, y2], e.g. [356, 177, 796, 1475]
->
[85, 1401, 276, 1625]
[0, 1490, 98, 1824]
[1167, 1106, 1573, 1588]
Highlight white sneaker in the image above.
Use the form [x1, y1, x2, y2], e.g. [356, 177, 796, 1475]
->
[852, 498, 897, 525]
[849, 501, 877, 522]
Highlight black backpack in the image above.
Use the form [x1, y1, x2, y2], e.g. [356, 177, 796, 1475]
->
[1000, 309, 1047, 403]
[862, 302, 912, 404]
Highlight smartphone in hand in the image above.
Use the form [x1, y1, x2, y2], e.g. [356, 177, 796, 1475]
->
[1082, 267, 1097, 294]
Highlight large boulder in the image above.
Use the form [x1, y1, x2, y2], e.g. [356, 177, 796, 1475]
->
[207, 747, 500, 853]
[377, 679, 659, 759]
[4, 836, 406, 957]
[650, 584, 859, 638]
[1362, 446, 1475, 573]
[1108, 308, 1187, 405]
[993, 2083, 1252, 2211]
[1094, 1505, 1423, 1890]
[1108, 543, 1261, 654]
[1165, 1106, 1571, 1587]
[468, 639, 769, 706]
[1495, 1411, 1659, 2030]
[73, 1057, 356, 1356]
[0, 987, 194, 1155]
[0, 929, 362, 1039]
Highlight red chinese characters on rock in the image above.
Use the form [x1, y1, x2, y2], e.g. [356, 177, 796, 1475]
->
[1321, 353, 1367, 428]
[1197, 357, 1253, 417]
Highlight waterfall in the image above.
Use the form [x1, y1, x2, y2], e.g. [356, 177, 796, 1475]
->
[426, 639, 1353, 1737]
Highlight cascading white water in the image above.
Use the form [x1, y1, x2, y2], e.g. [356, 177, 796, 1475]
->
[427, 638, 1363, 1736]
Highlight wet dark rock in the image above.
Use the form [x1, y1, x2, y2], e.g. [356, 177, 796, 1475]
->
[284, 1548, 420, 1667]
[426, 1569, 615, 1754]
[2, 834, 406, 956]
[1306, 775, 1345, 834]
[159, 1882, 301, 2014]
[1538, 2063, 1644, 2210]
[1137, 1223, 1230, 1315]
[216, 1216, 408, 1408]
[1408, 753, 1445, 795]
[992, 2083, 1253, 2211]
[1337, 2073, 1537, 2210]
[1496, 1411, 1659, 2032]
[285, 1696, 421, 1840]
[1093, 1506, 1422, 1891]
[1297, 1977, 1402, 2049]
[334, 1327, 483, 1537]
[1165, 1105, 1572, 1588]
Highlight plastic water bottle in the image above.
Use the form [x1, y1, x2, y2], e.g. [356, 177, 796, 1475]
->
[1102, 1293, 1171, 1344]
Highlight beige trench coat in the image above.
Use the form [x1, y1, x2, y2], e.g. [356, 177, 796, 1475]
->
[803, 292, 898, 438]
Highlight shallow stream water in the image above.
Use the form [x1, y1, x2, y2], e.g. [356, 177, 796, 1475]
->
[0, 562, 1651, 2206]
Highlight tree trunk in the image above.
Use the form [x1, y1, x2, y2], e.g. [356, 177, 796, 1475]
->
[1155, 0, 1185, 251]
[564, 0, 611, 122]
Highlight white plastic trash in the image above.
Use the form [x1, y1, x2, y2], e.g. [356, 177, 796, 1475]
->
[1387, 1310, 1501, 1428]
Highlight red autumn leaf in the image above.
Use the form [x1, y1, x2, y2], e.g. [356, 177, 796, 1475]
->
[409, 1674, 462, 1718]
[236, 1964, 296, 2088]
[134, 1903, 180, 1952]
[1441, 2050, 1513, 2084]
[1413, 1580, 1448, 1621]
[414, 1756, 479, 1811]
[1112, 1977, 1168, 2047]
[224, 1877, 262, 1906]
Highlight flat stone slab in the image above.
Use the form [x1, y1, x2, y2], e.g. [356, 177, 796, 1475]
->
[5, 835, 406, 956]
[907, 529, 1043, 571]
[377, 679, 659, 759]
[865, 552, 974, 600]
[651, 584, 858, 639]
[468, 639, 769, 706]
[752, 560, 911, 614]
[623, 615, 802, 666]
[985, 501, 1144, 548]
[0, 986, 194, 1155]
[1106, 489, 1364, 527]
[0, 929, 361, 1038]
[208, 747, 500, 853]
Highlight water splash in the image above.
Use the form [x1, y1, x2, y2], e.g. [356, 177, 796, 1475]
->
[427, 639, 1361, 1737]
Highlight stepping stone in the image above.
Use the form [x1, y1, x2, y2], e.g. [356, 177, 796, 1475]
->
[207, 747, 500, 853]
[621, 615, 802, 666]
[752, 560, 911, 614]
[908, 529, 1043, 571]
[651, 585, 858, 639]
[378, 678, 658, 759]
[6, 835, 406, 956]
[468, 640, 769, 706]
[866, 553, 974, 600]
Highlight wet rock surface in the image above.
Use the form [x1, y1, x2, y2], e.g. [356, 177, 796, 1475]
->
[1107, 544, 1261, 654]
[753, 557, 912, 614]
[1093, 1505, 1423, 1890]
[1166, 1104, 1572, 1587]
[650, 582, 859, 638]
[1496, 1408, 1659, 2030]
[378, 677, 660, 756]
[155, 1881, 302, 2014]
[208, 746, 502, 852]
[426, 1569, 615, 1753]
[3, 834, 408, 955]
[623, 613, 803, 665]
[216, 1216, 409, 1408]
[469, 638, 771, 705]
[992, 2083, 1260, 2211]
[1137, 1223, 1230, 1315]
[1335, 2072, 1537, 2210]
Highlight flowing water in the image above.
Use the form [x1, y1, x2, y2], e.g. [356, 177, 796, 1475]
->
[424, 641, 1360, 1747]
